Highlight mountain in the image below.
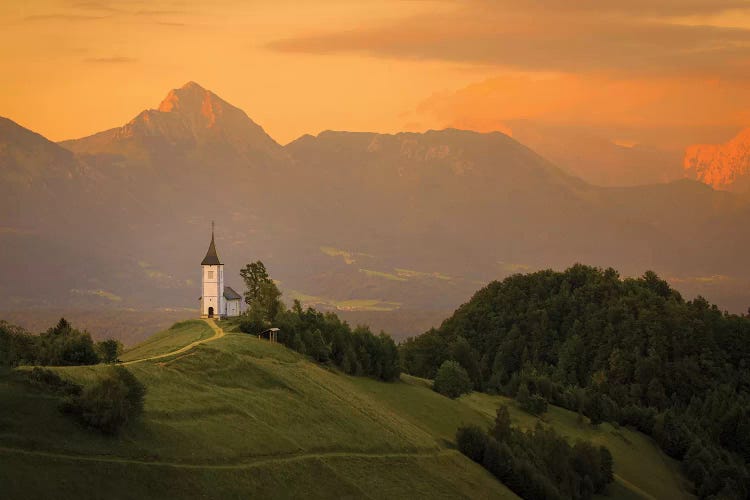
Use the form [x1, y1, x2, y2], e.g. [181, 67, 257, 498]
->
[61, 81, 286, 167]
[1, 82, 749, 337]
[505, 121, 684, 187]
[0, 319, 688, 499]
[684, 127, 750, 192]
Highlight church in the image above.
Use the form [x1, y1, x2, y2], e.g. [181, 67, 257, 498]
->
[199, 228, 242, 319]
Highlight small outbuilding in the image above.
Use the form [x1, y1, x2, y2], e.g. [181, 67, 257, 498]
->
[222, 286, 242, 317]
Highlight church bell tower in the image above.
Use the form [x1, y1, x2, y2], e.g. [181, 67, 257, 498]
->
[200, 222, 224, 319]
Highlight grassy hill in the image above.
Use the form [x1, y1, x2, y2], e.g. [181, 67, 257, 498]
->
[0, 320, 690, 499]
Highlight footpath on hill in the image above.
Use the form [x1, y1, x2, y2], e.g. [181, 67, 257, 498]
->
[120, 318, 224, 366]
[0, 445, 456, 470]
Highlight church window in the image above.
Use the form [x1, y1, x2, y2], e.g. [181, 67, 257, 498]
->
[207, 270, 214, 279]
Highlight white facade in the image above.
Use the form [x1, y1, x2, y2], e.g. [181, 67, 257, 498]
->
[223, 298, 241, 317]
[201, 264, 224, 318]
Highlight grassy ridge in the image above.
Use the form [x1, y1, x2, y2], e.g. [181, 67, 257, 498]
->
[119, 320, 213, 362]
[0, 322, 690, 498]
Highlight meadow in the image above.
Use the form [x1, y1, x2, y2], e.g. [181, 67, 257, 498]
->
[0, 320, 691, 499]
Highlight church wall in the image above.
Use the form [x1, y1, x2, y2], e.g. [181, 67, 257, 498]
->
[225, 299, 240, 317]
[201, 264, 224, 317]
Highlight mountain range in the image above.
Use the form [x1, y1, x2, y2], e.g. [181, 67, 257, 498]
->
[1, 82, 749, 341]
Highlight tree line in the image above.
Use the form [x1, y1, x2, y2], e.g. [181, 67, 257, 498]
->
[400, 264, 750, 499]
[238, 261, 400, 382]
[457, 405, 613, 500]
[1, 317, 123, 367]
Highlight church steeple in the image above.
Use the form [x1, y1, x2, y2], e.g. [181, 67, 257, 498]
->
[201, 222, 222, 265]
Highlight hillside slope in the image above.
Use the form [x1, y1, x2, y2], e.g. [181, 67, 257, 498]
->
[0, 321, 688, 498]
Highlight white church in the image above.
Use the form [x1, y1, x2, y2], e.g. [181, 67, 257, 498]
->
[199, 228, 242, 319]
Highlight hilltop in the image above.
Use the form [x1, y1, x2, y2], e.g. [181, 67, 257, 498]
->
[0, 319, 689, 498]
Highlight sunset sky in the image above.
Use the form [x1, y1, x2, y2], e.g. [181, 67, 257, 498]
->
[2, 0, 750, 148]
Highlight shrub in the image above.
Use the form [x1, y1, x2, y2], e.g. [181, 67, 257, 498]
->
[65, 366, 145, 434]
[433, 360, 472, 398]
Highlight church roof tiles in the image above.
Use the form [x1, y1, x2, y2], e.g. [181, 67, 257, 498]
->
[201, 233, 222, 266]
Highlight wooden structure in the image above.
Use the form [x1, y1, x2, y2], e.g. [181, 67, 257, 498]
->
[258, 327, 280, 343]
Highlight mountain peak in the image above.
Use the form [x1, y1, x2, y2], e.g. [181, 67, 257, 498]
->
[157, 82, 222, 124]
[63, 82, 284, 160]
[684, 128, 750, 191]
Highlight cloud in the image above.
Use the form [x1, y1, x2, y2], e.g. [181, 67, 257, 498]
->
[84, 56, 138, 63]
[490, 0, 750, 16]
[415, 73, 750, 134]
[134, 10, 188, 16]
[24, 14, 109, 21]
[266, 1, 750, 79]
[70, 2, 122, 12]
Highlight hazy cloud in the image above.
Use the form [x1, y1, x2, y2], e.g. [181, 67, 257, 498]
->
[70, 2, 122, 12]
[24, 13, 109, 21]
[134, 10, 188, 16]
[267, 1, 750, 79]
[84, 56, 138, 63]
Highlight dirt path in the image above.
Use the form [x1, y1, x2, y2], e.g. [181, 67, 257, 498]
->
[0, 445, 455, 470]
[120, 319, 224, 366]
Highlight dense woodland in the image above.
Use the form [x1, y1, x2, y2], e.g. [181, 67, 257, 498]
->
[400, 265, 750, 499]
[457, 405, 613, 500]
[241, 302, 401, 382]
[239, 261, 401, 382]
[0, 318, 122, 367]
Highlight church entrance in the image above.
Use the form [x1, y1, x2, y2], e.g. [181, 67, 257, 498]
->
[208, 307, 214, 318]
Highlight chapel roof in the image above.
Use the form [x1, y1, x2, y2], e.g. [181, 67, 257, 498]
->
[223, 286, 242, 300]
[201, 232, 222, 266]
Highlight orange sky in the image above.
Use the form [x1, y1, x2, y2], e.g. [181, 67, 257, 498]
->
[1, 0, 750, 148]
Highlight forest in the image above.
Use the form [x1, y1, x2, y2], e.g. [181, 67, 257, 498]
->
[400, 264, 750, 499]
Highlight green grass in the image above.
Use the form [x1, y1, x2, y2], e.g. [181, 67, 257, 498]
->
[0, 324, 692, 499]
[119, 320, 213, 362]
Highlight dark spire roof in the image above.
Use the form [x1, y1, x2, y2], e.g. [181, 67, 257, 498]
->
[201, 225, 222, 266]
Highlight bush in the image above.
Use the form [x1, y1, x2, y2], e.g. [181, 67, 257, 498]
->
[65, 366, 145, 434]
[433, 360, 472, 398]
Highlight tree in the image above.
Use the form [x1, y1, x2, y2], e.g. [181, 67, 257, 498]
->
[456, 425, 488, 463]
[239, 307, 268, 335]
[433, 360, 472, 398]
[516, 382, 531, 407]
[492, 404, 513, 442]
[450, 336, 481, 389]
[240, 261, 283, 322]
[96, 339, 123, 364]
[37, 318, 100, 366]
